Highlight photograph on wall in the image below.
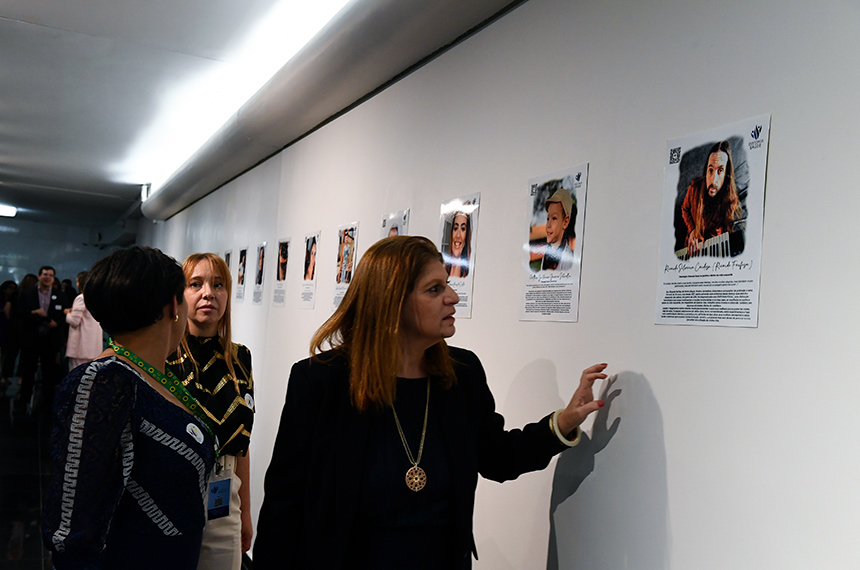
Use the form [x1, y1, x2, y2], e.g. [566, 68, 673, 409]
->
[236, 247, 248, 302]
[272, 238, 289, 307]
[333, 222, 359, 308]
[380, 209, 410, 239]
[655, 114, 770, 327]
[439, 193, 480, 319]
[252, 241, 266, 305]
[224, 249, 232, 273]
[519, 164, 589, 322]
[300, 232, 319, 309]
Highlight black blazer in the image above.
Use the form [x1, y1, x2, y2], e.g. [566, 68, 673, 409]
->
[16, 286, 69, 345]
[253, 347, 567, 569]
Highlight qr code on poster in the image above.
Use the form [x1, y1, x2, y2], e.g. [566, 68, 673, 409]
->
[669, 147, 681, 165]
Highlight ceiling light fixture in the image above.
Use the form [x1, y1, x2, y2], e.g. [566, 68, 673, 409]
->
[0, 204, 18, 217]
[113, 0, 350, 191]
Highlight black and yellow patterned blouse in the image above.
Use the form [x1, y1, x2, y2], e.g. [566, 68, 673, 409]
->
[168, 335, 254, 457]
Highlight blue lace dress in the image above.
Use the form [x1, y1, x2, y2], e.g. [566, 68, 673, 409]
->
[42, 356, 216, 569]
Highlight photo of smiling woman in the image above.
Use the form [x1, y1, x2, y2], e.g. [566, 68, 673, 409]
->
[168, 253, 255, 570]
[254, 236, 608, 569]
[438, 194, 480, 318]
[443, 211, 471, 278]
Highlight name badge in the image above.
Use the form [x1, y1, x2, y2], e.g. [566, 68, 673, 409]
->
[186, 423, 204, 444]
[207, 478, 231, 520]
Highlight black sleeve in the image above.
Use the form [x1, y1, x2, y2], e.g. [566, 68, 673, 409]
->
[453, 349, 566, 483]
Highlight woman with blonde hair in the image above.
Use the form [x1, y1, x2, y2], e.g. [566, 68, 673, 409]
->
[254, 236, 608, 569]
[169, 253, 255, 570]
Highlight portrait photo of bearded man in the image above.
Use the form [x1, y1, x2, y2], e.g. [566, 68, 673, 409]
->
[674, 139, 747, 258]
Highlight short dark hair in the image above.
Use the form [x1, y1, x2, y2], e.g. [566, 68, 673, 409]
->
[84, 246, 185, 335]
[38, 266, 55, 276]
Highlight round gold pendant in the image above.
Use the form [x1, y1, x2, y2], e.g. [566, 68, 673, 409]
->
[405, 465, 427, 492]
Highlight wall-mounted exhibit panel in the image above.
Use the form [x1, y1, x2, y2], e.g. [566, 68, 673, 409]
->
[141, 0, 860, 567]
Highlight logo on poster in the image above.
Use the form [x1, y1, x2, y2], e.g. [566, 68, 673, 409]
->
[748, 125, 764, 149]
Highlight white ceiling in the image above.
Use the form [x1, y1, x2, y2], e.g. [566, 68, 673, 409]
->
[0, 0, 312, 228]
[0, 0, 519, 232]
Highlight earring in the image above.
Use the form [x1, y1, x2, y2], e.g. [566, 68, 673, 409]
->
[174, 314, 180, 322]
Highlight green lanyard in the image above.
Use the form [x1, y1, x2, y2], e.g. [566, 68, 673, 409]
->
[109, 339, 219, 456]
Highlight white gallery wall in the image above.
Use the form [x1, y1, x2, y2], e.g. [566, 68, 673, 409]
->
[140, 0, 860, 567]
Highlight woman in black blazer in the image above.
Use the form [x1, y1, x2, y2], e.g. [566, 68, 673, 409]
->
[254, 236, 608, 569]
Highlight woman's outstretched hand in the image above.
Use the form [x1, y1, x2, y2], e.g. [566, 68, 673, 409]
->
[556, 363, 608, 437]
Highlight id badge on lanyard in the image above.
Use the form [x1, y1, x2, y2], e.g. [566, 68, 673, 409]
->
[207, 465, 231, 520]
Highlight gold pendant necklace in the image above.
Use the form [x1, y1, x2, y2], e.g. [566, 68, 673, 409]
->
[391, 379, 430, 492]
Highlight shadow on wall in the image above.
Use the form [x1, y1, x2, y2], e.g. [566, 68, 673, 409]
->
[547, 371, 670, 570]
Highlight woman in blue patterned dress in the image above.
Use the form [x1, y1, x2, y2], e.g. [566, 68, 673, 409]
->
[42, 246, 216, 569]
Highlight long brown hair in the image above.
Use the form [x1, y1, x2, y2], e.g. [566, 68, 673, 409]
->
[691, 140, 744, 234]
[178, 253, 248, 391]
[310, 236, 456, 411]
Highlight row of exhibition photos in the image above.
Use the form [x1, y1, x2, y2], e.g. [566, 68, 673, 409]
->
[223, 115, 770, 327]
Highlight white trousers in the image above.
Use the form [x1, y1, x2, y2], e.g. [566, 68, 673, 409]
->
[197, 454, 242, 570]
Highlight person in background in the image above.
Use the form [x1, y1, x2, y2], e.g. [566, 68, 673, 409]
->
[18, 274, 37, 293]
[61, 278, 77, 302]
[15, 266, 70, 411]
[169, 253, 255, 570]
[42, 246, 216, 569]
[0, 280, 17, 392]
[3, 275, 36, 397]
[254, 236, 608, 569]
[64, 271, 103, 370]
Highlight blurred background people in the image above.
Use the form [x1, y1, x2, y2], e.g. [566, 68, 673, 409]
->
[60, 278, 77, 302]
[64, 271, 103, 371]
[15, 266, 70, 412]
[0, 280, 18, 393]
